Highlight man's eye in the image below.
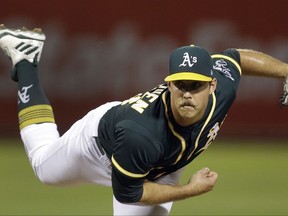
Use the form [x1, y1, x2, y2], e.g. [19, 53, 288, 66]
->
[173, 81, 205, 92]
[192, 82, 201, 89]
[174, 81, 184, 90]
[178, 82, 184, 88]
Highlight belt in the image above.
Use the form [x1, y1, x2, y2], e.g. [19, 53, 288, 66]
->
[94, 137, 106, 156]
[93, 137, 111, 167]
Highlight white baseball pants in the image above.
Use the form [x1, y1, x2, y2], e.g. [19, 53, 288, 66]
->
[20, 101, 184, 216]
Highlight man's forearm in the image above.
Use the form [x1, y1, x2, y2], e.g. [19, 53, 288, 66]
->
[140, 181, 191, 205]
[237, 49, 288, 78]
[139, 168, 218, 205]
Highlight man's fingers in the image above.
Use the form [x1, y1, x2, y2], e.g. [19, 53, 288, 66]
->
[199, 167, 218, 178]
[207, 171, 218, 178]
[199, 167, 210, 175]
[204, 167, 210, 172]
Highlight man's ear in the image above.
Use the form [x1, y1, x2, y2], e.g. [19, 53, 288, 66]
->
[167, 81, 171, 90]
[209, 78, 217, 94]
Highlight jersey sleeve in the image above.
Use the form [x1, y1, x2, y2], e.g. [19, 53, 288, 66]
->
[111, 120, 163, 203]
[212, 48, 241, 88]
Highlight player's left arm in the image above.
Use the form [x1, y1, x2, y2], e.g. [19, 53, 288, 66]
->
[237, 49, 288, 78]
[237, 49, 288, 106]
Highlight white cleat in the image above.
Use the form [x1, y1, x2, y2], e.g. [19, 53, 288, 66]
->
[0, 24, 46, 81]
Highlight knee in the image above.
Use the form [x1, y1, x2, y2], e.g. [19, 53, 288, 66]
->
[36, 172, 63, 186]
[33, 167, 66, 186]
[34, 167, 77, 186]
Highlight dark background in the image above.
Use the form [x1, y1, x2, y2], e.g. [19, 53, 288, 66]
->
[0, 0, 287, 138]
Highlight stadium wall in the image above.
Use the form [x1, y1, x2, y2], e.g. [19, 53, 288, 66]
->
[0, 0, 287, 138]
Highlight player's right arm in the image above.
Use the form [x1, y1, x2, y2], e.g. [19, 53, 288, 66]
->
[113, 160, 218, 205]
[111, 120, 218, 204]
[140, 168, 218, 205]
[111, 120, 162, 203]
[140, 167, 218, 205]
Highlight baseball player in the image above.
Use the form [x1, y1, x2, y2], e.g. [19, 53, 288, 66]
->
[0, 24, 287, 216]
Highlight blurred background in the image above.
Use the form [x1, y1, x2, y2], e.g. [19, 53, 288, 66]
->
[1, 0, 288, 138]
[0, 0, 288, 215]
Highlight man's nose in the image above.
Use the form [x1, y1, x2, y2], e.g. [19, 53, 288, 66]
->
[183, 91, 193, 99]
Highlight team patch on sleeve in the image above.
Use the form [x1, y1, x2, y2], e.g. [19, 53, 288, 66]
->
[212, 54, 241, 81]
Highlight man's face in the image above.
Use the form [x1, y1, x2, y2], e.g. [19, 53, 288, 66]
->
[168, 79, 217, 126]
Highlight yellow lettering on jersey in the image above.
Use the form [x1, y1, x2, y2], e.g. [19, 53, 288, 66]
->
[196, 114, 227, 153]
[121, 94, 142, 105]
[122, 84, 168, 114]
[131, 99, 149, 113]
[142, 92, 159, 103]
[205, 122, 220, 149]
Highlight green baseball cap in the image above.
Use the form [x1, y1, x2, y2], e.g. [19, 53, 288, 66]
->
[164, 45, 213, 82]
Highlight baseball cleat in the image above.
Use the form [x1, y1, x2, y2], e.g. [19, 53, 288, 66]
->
[0, 24, 46, 81]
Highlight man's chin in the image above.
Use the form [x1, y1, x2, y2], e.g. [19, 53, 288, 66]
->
[179, 106, 196, 113]
[179, 110, 196, 119]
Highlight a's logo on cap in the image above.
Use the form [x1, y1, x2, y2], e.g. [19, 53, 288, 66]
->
[179, 52, 198, 67]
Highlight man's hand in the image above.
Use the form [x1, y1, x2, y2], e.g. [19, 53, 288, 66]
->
[185, 167, 218, 196]
[280, 76, 288, 107]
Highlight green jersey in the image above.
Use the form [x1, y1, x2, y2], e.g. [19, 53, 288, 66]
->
[97, 48, 241, 202]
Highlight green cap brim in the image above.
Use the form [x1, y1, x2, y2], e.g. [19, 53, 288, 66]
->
[164, 72, 212, 82]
